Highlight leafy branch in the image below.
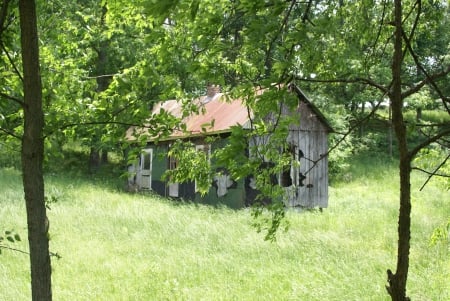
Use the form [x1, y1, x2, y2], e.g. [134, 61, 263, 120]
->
[409, 128, 450, 159]
[0, 229, 62, 259]
[0, 0, 9, 34]
[400, 16, 450, 112]
[0, 41, 24, 83]
[0, 126, 21, 140]
[293, 75, 390, 95]
[0, 91, 26, 107]
[0, 230, 23, 255]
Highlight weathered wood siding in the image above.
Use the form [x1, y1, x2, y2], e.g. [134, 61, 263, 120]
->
[285, 101, 329, 208]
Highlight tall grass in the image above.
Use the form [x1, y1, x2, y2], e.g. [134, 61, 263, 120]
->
[0, 156, 448, 300]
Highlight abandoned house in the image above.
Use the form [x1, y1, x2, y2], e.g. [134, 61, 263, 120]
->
[125, 84, 333, 209]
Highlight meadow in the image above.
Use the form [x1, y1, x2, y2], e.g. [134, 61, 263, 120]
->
[0, 154, 448, 300]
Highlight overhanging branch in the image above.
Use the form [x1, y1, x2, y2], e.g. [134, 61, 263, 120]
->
[0, 0, 11, 35]
[0, 126, 21, 140]
[0, 244, 29, 255]
[293, 76, 390, 95]
[0, 92, 25, 107]
[400, 28, 450, 113]
[302, 91, 390, 176]
[0, 42, 24, 83]
[409, 128, 450, 159]
[414, 153, 450, 191]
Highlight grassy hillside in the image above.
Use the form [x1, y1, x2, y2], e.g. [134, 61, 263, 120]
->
[0, 155, 448, 300]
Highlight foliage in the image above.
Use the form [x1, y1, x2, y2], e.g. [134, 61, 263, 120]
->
[0, 0, 448, 299]
[251, 200, 289, 242]
[0, 230, 21, 255]
[429, 218, 450, 247]
[163, 140, 213, 195]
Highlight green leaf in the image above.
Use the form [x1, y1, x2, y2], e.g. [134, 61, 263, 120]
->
[190, 0, 200, 21]
[14, 234, 21, 242]
[6, 236, 14, 243]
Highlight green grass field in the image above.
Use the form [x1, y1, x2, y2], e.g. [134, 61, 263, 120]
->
[0, 155, 448, 300]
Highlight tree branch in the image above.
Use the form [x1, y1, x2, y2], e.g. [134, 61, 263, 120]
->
[400, 28, 450, 113]
[303, 91, 390, 176]
[368, 0, 388, 56]
[264, 0, 297, 76]
[82, 73, 118, 80]
[414, 153, 450, 191]
[0, 244, 29, 255]
[412, 166, 450, 179]
[0, 126, 21, 140]
[0, 92, 26, 107]
[409, 128, 450, 159]
[0, 41, 24, 83]
[44, 118, 181, 141]
[0, 0, 9, 32]
[45, 121, 154, 139]
[57, 120, 154, 130]
[293, 76, 390, 95]
[0, 244, 61, 259]
[415, 122, 450, 128]
[301, 0, 315, 25]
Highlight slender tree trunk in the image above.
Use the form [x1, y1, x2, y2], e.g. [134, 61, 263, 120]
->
[19, 1, 52, 300]
[388, 103, 393, 157]
[386, 1, 411, 300]
[89, 3, 110, 172]
[415, 107, 422, 121]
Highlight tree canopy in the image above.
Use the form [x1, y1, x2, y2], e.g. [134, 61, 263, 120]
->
[0, 0, 448, 300]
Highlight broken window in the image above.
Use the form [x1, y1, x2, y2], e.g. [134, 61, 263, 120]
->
[280, 144, 296, 188]
[213, 168, 237, 197]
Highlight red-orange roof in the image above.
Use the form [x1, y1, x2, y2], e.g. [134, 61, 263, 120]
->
[126, 93, 251, 141]
[125, 84, 332, 142]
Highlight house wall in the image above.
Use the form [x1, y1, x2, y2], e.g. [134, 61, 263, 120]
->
[194, 137, 246, 208]
[134, 99, 330, 210]
[141, 138, 247, 209]
[150, 144, 168, 196]
[287, 102, 329, 208]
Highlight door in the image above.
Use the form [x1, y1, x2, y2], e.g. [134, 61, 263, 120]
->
[140, 149, 152, 190]
[168, 155, 179, 197]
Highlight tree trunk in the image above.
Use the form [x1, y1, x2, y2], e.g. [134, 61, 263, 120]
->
[415, 107, 422, 121]
[88, 3, 110, 172]
[89, 146, 101, 172]
[386, 1, 411, 300]
[388, 103, 393, 157]
[101, 150, 108, 164]
[19, 1, 52, 300]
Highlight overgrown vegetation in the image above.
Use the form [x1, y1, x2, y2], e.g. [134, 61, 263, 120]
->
[1, 153, 448, 300]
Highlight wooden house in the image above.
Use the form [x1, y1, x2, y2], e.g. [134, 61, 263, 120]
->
[126, 84, 333, 209]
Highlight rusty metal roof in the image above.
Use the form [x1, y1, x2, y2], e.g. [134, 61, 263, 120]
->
[164, 93, 250, 139]
[126, 93, 251, 141]
[126, 84, 332, 142]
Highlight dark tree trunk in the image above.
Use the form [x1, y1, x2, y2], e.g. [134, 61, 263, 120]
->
[89, 147, 101, 172]
[101, 150, 108, 164]
[386, 1, 411, 300]
[415, 107, 422, 121]
[88, 3, 110, 172]
[19, 0, 52, 300]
